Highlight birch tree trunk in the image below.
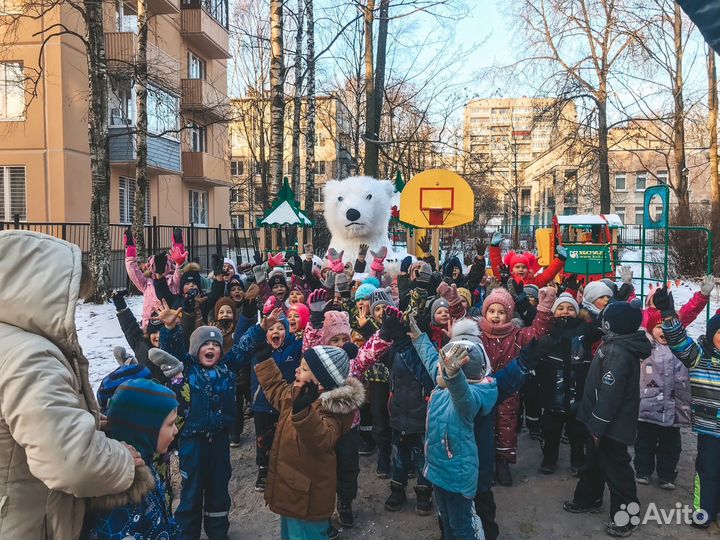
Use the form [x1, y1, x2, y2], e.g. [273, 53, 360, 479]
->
[672, 3, 690, 224]
[708, 46, 719, 272]
[269, 0, 285, 192]
[363, 0, 376, 177]
[291, 0, 304, 193]
[598, 96, 611, 214]
[133, 0, 149, 258]
[85, 0, 112, 301]
[304, 0, 316, 218]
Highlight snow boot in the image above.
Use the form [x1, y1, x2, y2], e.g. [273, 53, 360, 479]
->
[337, 499, 354, 528]
[384, 481, 407, 511]
[254, 467, 268, 492]
[414, 486, 433, 516]
[495, 456, 513, 487]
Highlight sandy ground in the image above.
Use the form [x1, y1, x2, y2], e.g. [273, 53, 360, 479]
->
[221, 422, 710, 540]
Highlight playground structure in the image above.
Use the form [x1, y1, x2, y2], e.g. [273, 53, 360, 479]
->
[256, 177, 313, 256]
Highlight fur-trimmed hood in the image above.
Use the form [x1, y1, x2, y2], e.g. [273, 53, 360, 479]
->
[89, 464, 156, 510]
[319, 376, 365, 415]
[183, 261, 202, 273]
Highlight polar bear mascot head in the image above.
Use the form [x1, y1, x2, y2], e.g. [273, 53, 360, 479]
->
[323, 176, 397, 263]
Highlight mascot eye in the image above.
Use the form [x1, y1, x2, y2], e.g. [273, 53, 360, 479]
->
[366, 194, 372, 200]
[338, 196, 343, 202]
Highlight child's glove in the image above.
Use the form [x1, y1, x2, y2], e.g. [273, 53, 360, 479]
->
[490, 231, 504, 247]
[406, 287, 429, 322]
[326, 248, 345, 273]
[183, 288, 200, 312]
[507, 279, 524, 299]
[288, 254, 304, 277]
[379, 306, 407, 341]
[620, 266, 633, 285]
[400, 256, 413, 274]
[253, 262, 269, 284]
[113, 346, 137, 366]
[440, 343, 469, 379]
[253, 250, 264, 265]
[241, 297, 259, 319]
[416, 262, 432, 285]
[407, 313, 422, 341]
[437, 281, 464, 313]
[321, 270, 336, 291]
[358, 243, 369, 260]
[370, 246, 387, 274]
[652, 285, 675, 317]
[475, 237, 487, 257]
[253, 342, 274, 364]
[701, 275, 715, 297]
[498, 264, 511, 287]
[335, 272, 350, 298]
[149, 348, 184, 379]
[169, 245, 188, 266]
[268, 252, 286, 269]
[153, 252, 168, 276]
[112, 289, 129, 311]
[124, 227, 136, 258]
[556, 245, 568, 262]
[308, 289, 331, 327]
[537, 286, 557, 313]
[292, 381, 320, 414]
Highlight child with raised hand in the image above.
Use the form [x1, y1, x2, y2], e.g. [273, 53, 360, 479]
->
[254, 343, 365, 540]
[643, 274, 714, 330]
[479, 285, 556, 486]
[229, 307, 303, 492]
[656, 286, 720, 529]
[488, 231, 566, 288]
[425, 342, 498, 540]
[86, 379, 179, 540]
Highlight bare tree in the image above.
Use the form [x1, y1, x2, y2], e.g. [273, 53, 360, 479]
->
[304, 0, 317, 217]
[709, 45, 720, 271]
[133, 0, 150, 259]
[269, 0, 285, 190]
[291, 0, 304, 193]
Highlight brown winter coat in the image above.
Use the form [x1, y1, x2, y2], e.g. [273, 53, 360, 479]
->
[0, 231, 136, 540]
[255, 359, 365, 521]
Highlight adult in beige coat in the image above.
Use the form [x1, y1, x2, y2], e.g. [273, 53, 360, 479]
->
[0, 230, 140, 539]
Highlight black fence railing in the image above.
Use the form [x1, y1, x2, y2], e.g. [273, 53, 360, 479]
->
[494, 223, 664, 247]
[0, 217, 259, 289]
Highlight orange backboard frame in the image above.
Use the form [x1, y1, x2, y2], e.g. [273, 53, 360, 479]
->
[400, 169, 474, 229]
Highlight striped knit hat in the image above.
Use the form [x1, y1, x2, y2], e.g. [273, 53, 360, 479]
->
[107, 379, 178, 459]
[96, 363, 151, 414]
[370, 288, 395, 312]
[303, 345, 350, 390]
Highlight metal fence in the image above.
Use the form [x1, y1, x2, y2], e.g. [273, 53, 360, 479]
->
[494, 223, 666, 247]
[0, 216, 259, 289]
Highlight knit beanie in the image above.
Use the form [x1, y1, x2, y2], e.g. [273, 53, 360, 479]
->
[482, 288, 516, 318]
[417, 262, 432, 283]
[268, 272, 288, 291]
[107, 379, 178, 459]
[706, 314, 720, 346]
[431, 297, 450, 323]
[583, 281, 613, 305]
[370, 288, 395, 312]
[147, 317, 163, 336]
[355, 282, 377, 301]
[551, 293, 579, 315]
[523, 284, 540, 301]
[601, 299, 643, 335]
[97, 364, 151, 414]
[288, 302, 310, 331]
[644, 310, 663, 332]
[600, 278, 619, 295]
[227, 275, 245, 292]
[504, 251, 530, 270]
[363, 276, 381, 288]
[223, 257, 237, 275]
[214, 296, 235, 321]
[322, 310, 352, 344]
[189, 325, 224, 358]
[180, 269, 202, 292]
[303, 345, 350, 390]
[442, 319, 490, 380]
[457, 287, 472, 307]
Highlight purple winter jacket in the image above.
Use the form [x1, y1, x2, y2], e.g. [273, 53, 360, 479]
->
[638, 333, 691, 428]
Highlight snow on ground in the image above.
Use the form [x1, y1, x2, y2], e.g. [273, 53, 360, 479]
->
[76, 295, 144, 392]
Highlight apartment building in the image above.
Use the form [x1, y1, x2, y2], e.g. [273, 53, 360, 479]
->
[522, 119, 713, 225]
[0, 0, 231, 227]
[229, 94, 354, 228]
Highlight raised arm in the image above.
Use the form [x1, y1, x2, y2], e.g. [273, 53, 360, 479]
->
[254, 353, 292, 412]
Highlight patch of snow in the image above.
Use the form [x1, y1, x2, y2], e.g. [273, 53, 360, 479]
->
[76, 295, 144, 392]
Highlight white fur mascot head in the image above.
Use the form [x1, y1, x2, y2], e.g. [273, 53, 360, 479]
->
[323, 176, 396, 262]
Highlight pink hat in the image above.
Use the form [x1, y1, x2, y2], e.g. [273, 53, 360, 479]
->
[322, 311, 352, 344]
[503, 250, 531, 270]
[263, 296, 278, 315]
[288, 303, 310, 331]
[482, 288, 515, 317]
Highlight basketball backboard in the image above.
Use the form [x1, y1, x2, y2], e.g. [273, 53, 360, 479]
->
[400, 169, 474, 228]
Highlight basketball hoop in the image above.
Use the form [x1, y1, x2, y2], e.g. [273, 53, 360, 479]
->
[400, 169, 474, 229]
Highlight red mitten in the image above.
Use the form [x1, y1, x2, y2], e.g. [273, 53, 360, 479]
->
[268, 252, 286, 269]
[263, 295, 279, 315]
[370, 246, 387, 274]
[124, 227, 137, 258]
[169, 246, 188, 266]
[325, 248, 345, 273]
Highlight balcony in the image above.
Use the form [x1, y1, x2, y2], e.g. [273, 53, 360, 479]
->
[109, 126, 182, 174]
[182, 151, 230, 186]
[120, 0, 180, 15]
[180, 6, 230, 59]
[105, 32, 181, 91]
[181, 78, 228, 122]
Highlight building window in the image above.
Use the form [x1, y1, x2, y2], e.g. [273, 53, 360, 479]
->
[656, 170, 668, 184]
[313, 186, 324, 202]
[317, 134, 326, 147]
[115, 0, 137, 32]
[0, 166, 25, 221]
[189, 189, 208, 226]
[563, 206, 577, 216]
[187, 51, 206, 80]
[231, 214, 245, 229]
[615, 206, 625, 224]
[0, 62, 24, 120]
[231, 160, 243, 176]
[109, 83, 133, 126]
[188, 123, 207, 152]
[185, 0, 228, 29]
[635, 171, 647, 191]
[317, 161, 326, 175]
[254, 161, 262, 174]
[634, 206, 644, 225]
[147, 85, 179, 137]
[119, 176, 150, 225]
[230, 186, 243, 203]
[615, 172, 626, 191]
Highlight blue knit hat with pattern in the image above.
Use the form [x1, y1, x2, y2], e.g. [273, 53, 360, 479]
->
[107, 379, 178, 459]
[303, 345, 350, 390]
[97, 364, 151, 414]
[354, 283, 377, 301]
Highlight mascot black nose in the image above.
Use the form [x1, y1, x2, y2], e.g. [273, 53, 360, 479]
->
[346, 208, 361, 221]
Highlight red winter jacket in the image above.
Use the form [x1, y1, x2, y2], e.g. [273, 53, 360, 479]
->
[489, 245, 564, 287]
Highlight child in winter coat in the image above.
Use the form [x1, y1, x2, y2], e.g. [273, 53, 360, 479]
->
[643, 275, 714, 330]
[287, 302, 310, 338]
[657, 287, 720, 529]
[565, 300, 652, 538]
[423, 338, 498, 539]
[488, 232, 566, 287]
[535, 293, 596, 475]
[86, 379, 179, 540]
[255, 344, 365, 540]
[479, 286, 555, 486]
[230, 308, 303, 491]
[634, 309, 691, 489]
[151, 322, 240, 540]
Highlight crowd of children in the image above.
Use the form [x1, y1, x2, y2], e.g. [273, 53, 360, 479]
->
[85, 226, 720, 540]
